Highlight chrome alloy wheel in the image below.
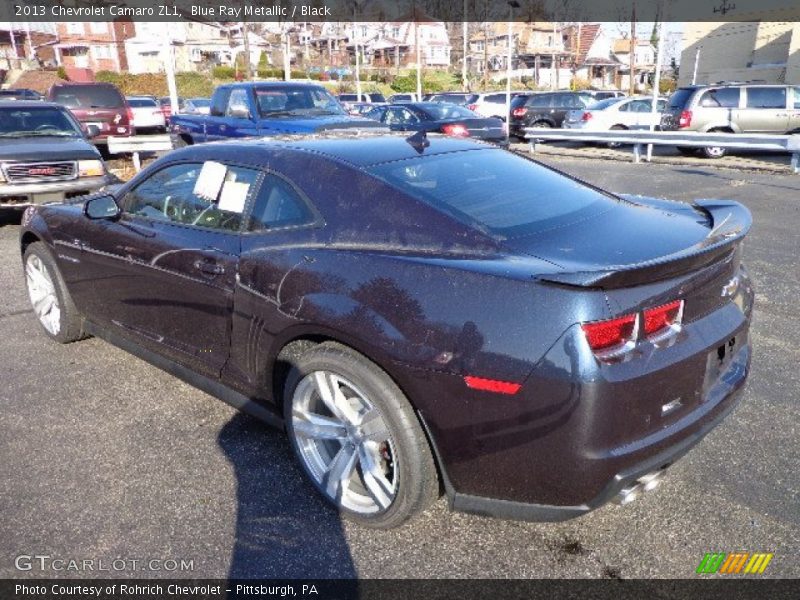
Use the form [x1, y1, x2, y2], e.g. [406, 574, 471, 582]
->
[25, 254, 61, 335]
[291, 371, 397, 514]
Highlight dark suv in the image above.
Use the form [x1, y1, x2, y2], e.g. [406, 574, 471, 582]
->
[509, 92, 593, 139]
[661, 83, 800, 157]
[48, 82, 133, 146]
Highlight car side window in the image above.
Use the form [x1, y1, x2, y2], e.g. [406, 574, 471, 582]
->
[699, 88, 740, 108]
[246, 174, 315, 232]
[527, 95, 551, 108]
[487, 94, 504, 104]
[745, 87, 786, 109]
[618, 101, 632, 112]
[210, 89, 231, 116]
[123, 162, 259, 232]
[226, 89, 251, 117]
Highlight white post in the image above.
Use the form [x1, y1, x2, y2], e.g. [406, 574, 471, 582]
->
[25, 22, 34, 61]
[462, 3, 468, 91]
[647, 18, 665, 161]
[692, 45, 701, 85]
[163, 41, 179, 119]
[284, 27, 291, 81]
[415, 22, 422, 99]
[506, 20, 513, 139]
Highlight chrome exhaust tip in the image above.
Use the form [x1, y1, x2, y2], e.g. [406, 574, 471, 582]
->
[612, 470, 666, 505]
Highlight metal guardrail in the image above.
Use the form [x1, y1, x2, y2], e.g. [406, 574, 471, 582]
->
[106, 135, 174, 172]
[523, 129, 800, 173]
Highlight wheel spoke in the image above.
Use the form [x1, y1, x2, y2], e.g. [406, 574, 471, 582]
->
[312, 371, 357, 424]
[357, 443, 394, 509]
[27, 262, 51, 293]
[359, 408, 390, 443]
[323, 441, 358, 500]
[293, 411, 348, 440]
[33, 294, 55, 317]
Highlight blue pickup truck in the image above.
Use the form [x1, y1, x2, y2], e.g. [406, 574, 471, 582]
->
[169, 81, 383, 145]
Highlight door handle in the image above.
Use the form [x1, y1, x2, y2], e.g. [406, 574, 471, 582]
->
[193, 259, 224, 275]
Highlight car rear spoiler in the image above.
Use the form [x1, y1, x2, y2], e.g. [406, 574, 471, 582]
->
[535, 199, 752, 289]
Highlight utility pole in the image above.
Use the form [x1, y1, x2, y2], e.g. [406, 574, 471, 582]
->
[462, 0, 468, 91]
[692, 45, 701, 84]
[241, 22, 252, 80]
[163, 39, 179, 118]
[647, 17, 665, 161]
[629, 1, 636, 95]
[506, 1, 519, 138]
[284, 25, 291, 81]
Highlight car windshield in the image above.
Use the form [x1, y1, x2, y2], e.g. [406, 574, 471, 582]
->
[127, 97, 157, 107]
[421, 104, 477, 120]
[256, 87, 347, 116]
[367, 148, 614, 238]
[0, 106, 82, 137]
[51, 85, 124, 108]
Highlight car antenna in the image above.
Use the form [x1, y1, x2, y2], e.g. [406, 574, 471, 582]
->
[405, 130, 429, 154]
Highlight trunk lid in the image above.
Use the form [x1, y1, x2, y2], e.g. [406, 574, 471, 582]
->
[506, 196, 750, 289]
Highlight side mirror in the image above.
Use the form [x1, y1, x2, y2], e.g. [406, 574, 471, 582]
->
[84, 195, 120, 220]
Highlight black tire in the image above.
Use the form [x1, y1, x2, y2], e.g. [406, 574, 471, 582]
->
[282, 341, 439, 528]
[23, 242, 87, 344]
[607, 125, 627, 148]
[530, 120, 552, 129]
[677, 146, 697, 156]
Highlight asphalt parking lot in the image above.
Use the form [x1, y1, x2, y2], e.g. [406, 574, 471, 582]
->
[1, 156, 798, 579]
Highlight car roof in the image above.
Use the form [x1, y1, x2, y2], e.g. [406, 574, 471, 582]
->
[181, 132, 493, 168]
[0, 100, 66, 109]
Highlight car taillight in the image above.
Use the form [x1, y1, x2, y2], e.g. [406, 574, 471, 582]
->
[441, 123, 470, 137]
[643, 300, 684, 338]
[466, 103, 478, 111]
[581, 111, 592, 121]
[678, 110, 692, 128]
[581, 314, 639, 356]
[126, 107, 134, 124]
[464, 376, 521, 395]
[512, 107, 527, 118]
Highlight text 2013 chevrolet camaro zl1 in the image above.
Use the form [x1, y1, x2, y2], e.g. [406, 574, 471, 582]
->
[19, 133, 753, 528]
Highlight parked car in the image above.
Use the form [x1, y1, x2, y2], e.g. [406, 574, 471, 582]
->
[509, 91, 593, 139]
[466, 92, 527, 121]
[346, 102, 377, 117]
[126, 96, 167, 133]
[19, 132, 753, 527]
[661, 83, 800, 158]
[184, 97, 211, 115]
[337, 92, 386, 111]
[170, 82, 383, 146]
[564, 96, 667, 146]
[48, 82, 134, 146]
[365, 102, 506, 145]
[0, 101, 112, 213]
[387, 93, 420, 103]
[425, 92, 479, 106]
[583, 90, 627, 101]
[0, 88, 43, 101]
[158, 96, 185, 124]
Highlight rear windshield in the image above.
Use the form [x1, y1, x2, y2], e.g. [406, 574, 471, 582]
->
[127, 97, 157, 107]
[339, 94, 357, 101]
[368, 93, 387, 103]
[367, 149, 613, 238]
[587, 97, 622, 110]
[421, 104, 476, 120]
[435, 94, 478, 104]
[667, 88, 694, 109]
[51, 85, 124, 109]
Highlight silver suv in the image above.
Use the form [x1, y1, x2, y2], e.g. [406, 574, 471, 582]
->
[661, 83, 800, 158]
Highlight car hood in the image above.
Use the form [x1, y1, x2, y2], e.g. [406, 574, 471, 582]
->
[0, 136, 100, 162]
[503, 195, 750, 288]
[265, 115, 386, 133]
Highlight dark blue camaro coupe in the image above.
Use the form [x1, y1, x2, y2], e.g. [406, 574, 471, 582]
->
[19, 132, 753, 527]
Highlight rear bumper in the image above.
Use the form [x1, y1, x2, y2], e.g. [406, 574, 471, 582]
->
[0, 175, 111, 207]
[440, 341, 749, 521]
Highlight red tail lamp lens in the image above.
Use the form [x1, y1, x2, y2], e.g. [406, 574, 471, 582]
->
[464, 376, 521, 395]
[466, 103, 478, 111]
[678, 110, 692, 128]
[643, 300, 684, 336]
[581, 111, 592, 121]
[442, 123, 470, 137]
[581, 314, 638, 352]
[512, 107, 528, 117]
